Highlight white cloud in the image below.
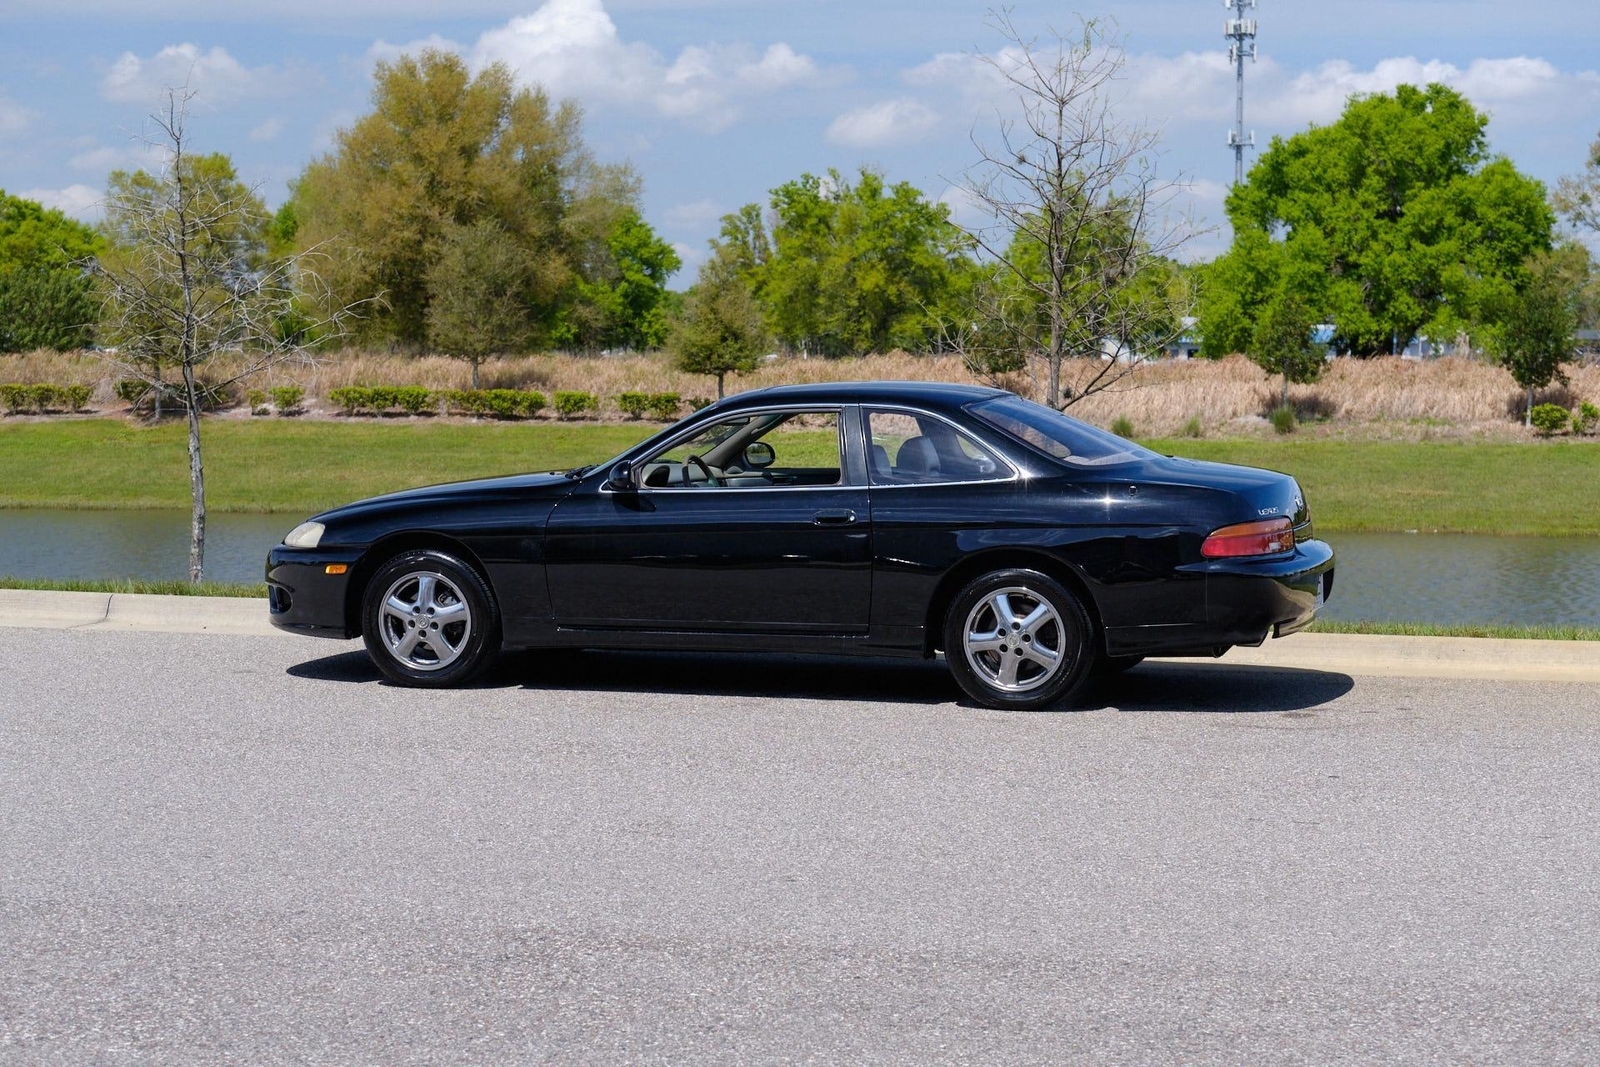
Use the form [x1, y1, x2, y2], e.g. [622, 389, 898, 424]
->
[664, 198, 723, 227]
[458, 0, 826, 131]
[249, 117, 286, 142]
[367, 34, 464, 67]
[826, 97, 942, 148]
[0, 90, 33, 135]
[18, 185, 102, 221]
[1119, 50, 1600, 131]
[101, 43, 305, 107]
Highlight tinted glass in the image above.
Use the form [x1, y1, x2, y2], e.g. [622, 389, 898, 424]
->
[967, 395, 1155, 467]
[867, 409, 1009, 484]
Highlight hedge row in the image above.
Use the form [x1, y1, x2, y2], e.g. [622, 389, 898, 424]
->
[1531, 400, 1600, 437]
[325, 386, 709, 420]
[0, 382, 93, 414]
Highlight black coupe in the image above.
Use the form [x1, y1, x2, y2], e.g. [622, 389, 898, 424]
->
[268, 381, 1334, 709]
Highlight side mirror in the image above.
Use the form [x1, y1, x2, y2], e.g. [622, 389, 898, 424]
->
[743, 441, 775, 469]
[605, 461, 636, 492]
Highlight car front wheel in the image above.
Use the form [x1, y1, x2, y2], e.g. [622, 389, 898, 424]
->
[943, 568, 1095, 710]
[361, 549, 499, 687]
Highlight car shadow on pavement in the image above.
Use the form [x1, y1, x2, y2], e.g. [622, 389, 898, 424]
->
[287, 648, 1353, 713]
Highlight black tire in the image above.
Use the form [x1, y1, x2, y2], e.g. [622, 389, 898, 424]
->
[361, 549, 500, 687]
[942, 567, 1096, 710]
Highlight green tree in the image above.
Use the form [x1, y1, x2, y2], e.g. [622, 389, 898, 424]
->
[1553, 132, 1600, 236]
[425, 220, 536, 388]
[1200, 83, 1553, 357]
[1249, 293, 1324, 405]
[0, 191, 101, 352]
[719, 168, 974, 356]
[292, 50, 627, 348]
[560, 209, 682, 351]
[668, 249, 766, 398]
[1487, 247, 1584, 426]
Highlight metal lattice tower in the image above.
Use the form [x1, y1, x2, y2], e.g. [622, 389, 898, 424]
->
[1224, 0, 1258, 185]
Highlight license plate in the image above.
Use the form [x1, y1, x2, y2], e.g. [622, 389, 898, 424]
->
[1313, 575, 1326, 610]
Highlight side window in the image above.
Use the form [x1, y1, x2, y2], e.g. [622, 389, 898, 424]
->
[867, 410, 1009, 485]
[637, 411, 842, 489]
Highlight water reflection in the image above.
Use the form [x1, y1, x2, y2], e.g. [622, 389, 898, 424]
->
[0, 509, 1596, 628]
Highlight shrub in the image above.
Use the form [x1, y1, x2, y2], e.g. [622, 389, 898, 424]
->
[269, 385, 305, 415]
[1574, 401, 1600, 436]
[1183, 415, 1203, 438]
[28, 384, 63, 412]
[394, 385, 432, 415]
[616, 391, 650, 420]
[442, 389, 485, 416]
[553, 390, 598, 419]
[518, 390, 546, 417]
[1110, 415, 1135, 438]
[483, 389, 522, 418]
[246, 388, 269, 415]
[366, 386, 399, 412]
[1530, 403, 1569, 437]
[1270, 404, 1298, 435]
[328, 387, 369, 415]
[687, 396, 713, 412]
[62, 385, 92, 413]
[0, 383, 29, 413]
[647, 392, 681, 421]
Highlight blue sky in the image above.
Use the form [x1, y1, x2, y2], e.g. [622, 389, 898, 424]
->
[2, 0, 1597, 279]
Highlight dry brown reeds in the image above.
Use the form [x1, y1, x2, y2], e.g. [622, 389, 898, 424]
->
[3, 347, 1597, 437]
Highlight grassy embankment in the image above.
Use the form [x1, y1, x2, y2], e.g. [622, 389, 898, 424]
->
[2, 418, 1597, 536]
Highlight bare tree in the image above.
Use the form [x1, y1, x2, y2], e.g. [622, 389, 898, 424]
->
[957, 11, 1195, 409]
[93, 90, 360, 581]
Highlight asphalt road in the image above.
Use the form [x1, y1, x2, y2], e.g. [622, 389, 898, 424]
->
[2, 628, 1598, 1066]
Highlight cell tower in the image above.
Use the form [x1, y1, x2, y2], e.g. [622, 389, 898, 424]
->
[1224, 0, 1258, 185]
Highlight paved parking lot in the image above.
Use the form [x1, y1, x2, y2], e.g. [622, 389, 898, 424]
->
[3, 627, 1598, 1064]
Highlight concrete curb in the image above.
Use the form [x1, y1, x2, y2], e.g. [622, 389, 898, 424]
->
[0, 589, 288, 637]
[1, 589, 1595, 683]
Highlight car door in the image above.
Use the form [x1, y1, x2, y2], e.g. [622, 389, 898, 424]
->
[543, 406, 872, 634]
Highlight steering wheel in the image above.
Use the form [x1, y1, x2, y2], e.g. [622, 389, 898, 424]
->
[683, 454, 722, 487]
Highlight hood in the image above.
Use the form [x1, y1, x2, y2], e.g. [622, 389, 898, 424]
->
[314, 471, 575, 524]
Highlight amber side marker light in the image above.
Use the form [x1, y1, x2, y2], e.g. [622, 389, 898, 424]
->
[325, 564, 349, 575]
[1201, 518, 1295, 559]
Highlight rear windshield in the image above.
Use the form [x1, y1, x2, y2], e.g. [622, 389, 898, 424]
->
[967, 395, 1156, 467]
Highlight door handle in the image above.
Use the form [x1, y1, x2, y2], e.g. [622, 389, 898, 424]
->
[812, 509, 857, 526]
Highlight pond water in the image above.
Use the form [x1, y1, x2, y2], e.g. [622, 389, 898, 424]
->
[1, 508, 1597, 628]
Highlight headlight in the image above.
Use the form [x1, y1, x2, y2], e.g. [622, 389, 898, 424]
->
[283, 521, 325, 549]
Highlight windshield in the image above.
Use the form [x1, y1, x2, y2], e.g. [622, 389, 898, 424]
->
[967, 395, 1156, 467]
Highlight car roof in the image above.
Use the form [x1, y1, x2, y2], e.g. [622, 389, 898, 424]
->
[714, 380, 1010, 412]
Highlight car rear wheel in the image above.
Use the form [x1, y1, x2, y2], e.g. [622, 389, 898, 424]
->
[361, 549, 499, 687]
[943, 568, 1095, 710]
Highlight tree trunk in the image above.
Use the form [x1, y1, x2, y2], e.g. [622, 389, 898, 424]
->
[1526, 385, 1534, 428]
[1282, 374, 1289, 406]
[471, 358, 480, 391]
[716, 372, 725, 399]
[153, 363, 163, 420]
[181, 362, 206, 582]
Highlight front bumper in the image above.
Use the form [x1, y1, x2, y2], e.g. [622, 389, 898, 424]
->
[265, 544, 365, 639]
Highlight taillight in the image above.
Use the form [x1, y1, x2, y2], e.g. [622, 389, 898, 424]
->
[1201, 517, 1295, 558]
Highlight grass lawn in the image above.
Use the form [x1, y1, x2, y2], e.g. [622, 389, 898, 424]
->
[2, 419, 1597, 536]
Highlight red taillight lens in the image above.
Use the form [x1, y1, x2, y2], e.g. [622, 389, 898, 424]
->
[1201, 518, 1295, 558]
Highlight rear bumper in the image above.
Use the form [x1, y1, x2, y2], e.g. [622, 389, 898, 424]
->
[1104, 539, 1335, 657]
[265, 545, 364, 639]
